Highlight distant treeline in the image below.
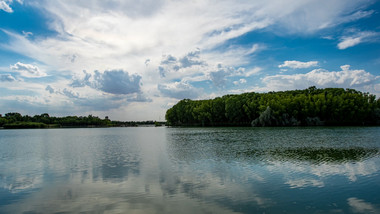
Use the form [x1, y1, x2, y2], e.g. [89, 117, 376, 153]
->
[0, 113, 164, 129]
[165, 87, 380, 127]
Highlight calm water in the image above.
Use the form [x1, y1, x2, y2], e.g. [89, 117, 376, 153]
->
[0, 127, 379, 214]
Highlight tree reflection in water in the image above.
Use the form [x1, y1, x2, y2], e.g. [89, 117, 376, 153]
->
[0, 127, 379, 213]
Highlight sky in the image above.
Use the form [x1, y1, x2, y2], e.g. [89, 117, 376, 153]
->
[0, 0, 379, 121]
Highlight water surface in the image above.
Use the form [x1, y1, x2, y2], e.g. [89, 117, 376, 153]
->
[0, 127, 379, 213]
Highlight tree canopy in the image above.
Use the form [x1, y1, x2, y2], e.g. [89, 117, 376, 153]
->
[0, 113, 164, 129]
[165, 87, 380, 126]
[0, 113, 112, 128]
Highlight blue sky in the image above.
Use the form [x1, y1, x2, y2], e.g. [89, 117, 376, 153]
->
[0, 0, 379, 121]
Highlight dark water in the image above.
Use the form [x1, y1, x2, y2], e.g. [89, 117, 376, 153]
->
[0, 127, 379, 213]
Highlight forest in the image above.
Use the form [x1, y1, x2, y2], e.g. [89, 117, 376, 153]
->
[165, 87, 380, 127]
[0, 113, 164, 129]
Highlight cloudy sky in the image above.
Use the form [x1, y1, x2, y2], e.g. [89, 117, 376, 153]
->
[0, 0, 379, 121]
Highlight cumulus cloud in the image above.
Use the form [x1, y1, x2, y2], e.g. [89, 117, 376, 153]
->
[179, 49, 205, 68]
[0, 74, 16, 82]
[209, 65, 231, 88]
[208, 64, 251, 88]
[94, 70, 142, 95]
[158, 81, 202, 99]
[10, 62, 46, 77]
[263, 65, 379, 94]
[337, 31, 378, 49]
[71, 71, 92, 87]
[157, 49, 258, 89]
[278, 60, 319, 69]
[71, 69, 142, 95]
[0, 68, 150, 118]
[158, 50, 206, 78]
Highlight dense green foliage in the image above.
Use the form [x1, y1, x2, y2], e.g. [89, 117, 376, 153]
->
[165, 87, 380, 126]
[0, 113, 112, 128]
[0, 113, 166, 129]
[3, 122, 48, 129]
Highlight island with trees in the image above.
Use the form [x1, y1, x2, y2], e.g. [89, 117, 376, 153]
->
[165, 87, 380, 127]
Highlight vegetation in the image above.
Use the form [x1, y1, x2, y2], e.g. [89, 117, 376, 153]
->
[0, 113, 112, 128]
[3, 122, 48, 129]
[0, 113, 165, 129]
[165, 87, 380, 127]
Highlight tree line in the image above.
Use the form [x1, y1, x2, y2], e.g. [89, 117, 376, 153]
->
[0, 113, 112, 128]
[165, 87, 380, 126]
[0, 113, 165, 129]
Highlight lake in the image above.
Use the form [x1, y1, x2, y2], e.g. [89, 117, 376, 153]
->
[0, 127, 379, 213]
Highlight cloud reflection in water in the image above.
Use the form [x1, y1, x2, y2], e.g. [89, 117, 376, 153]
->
[0, 127, 379, 213]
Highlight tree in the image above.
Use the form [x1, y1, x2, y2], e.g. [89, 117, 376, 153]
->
[165, 87, 379, 126]
[251, 106, 277, 126]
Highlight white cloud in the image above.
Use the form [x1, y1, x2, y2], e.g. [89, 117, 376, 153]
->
[93, 70, 142, 95]
[1, 1, 373, 77]
[271, 1, 374, 34]
[40, 85, 137, 112]
[3, 0, 373, 74]
[207, 64, 250, 88]
[203, 44, 264, 67]
[233, 79, 247, 85]
[0, 0, 12, 12]
[71, 70, 142, 95]
[62, 88, 79, 99]
[0, 0, 377, 120]
[209, 65, 231, 88]
[338, 31, 378, 49]
[242, 67, 262, 77]
[22, 31, 33, 37]
[338, 37, 362, 50]
[158, 81, 202, 99]
[71, 71, 92, 87]
[346, 10, 374, 21]
[158, 50, 206, 78]
[263, 65, 379, 95]
[10, 62, 46, 78]
[0, 0, 22, 12]
[246, 44, 260, 55]
[278, 60, 319, 69]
